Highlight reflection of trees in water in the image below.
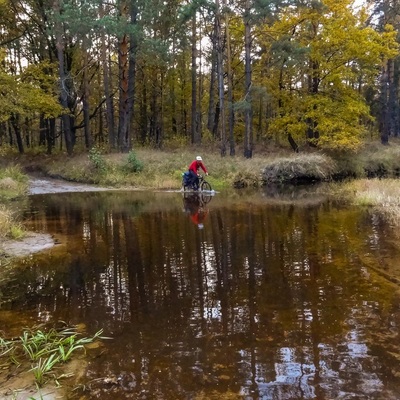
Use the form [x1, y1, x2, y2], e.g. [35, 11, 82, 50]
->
[9, 193, 400, 399]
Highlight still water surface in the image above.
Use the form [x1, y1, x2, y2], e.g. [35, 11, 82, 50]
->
[2, 186, 400, 399]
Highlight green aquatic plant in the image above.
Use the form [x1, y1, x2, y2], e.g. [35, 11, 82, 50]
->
[1, 324, 109, 388]
[20, 328, 59, 361]
[0, 336, 14, 360]
[30, 353, 60, 387]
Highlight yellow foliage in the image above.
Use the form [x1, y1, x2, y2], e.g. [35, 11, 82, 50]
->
[256, 0, 399, 151]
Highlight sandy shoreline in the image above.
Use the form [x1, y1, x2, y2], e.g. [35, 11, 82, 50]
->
[0, 232, 55, 258]
[1, 177, 111, 258]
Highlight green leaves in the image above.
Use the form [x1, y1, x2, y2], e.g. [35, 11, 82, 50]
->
[0, 52, 62, 122]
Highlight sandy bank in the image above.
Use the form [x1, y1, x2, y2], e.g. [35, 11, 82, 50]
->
[1, 177, 112, 258]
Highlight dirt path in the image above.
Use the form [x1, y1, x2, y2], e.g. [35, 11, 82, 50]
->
[28, 176, 113, 195]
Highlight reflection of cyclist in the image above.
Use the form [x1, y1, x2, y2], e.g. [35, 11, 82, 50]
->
[190, 207, 209, 229]
[188, 156, 208, 190]
[183, 193, 209, 229]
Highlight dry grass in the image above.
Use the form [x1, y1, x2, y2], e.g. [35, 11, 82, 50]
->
[0, 165, 28, 200]
[0, 166, 27, 240]
[0, 205, 12, 238]
[43, 148, 274, 190]
[261, 153, 337, 183]
[344, 178, 400, 225]
[348, 179, 400, 206]
[0, 205, 24, 240]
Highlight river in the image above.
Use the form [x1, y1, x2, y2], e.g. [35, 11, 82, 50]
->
[1, 184, 400, 399]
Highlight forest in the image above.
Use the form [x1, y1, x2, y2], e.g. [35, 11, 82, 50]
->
[0, 0, 399, 158]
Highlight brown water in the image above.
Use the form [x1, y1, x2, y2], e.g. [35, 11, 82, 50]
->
[2, 186, 400, 399]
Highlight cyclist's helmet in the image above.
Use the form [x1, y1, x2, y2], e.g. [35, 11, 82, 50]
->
[196, 156, 202, 161]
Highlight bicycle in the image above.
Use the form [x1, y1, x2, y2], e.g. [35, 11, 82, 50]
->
[182, 173, 212, 192]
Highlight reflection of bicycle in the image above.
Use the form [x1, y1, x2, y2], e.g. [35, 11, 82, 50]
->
[182, 174, 212, 192]
[183, 191, 213, 207]
[182, 192, 212, 229]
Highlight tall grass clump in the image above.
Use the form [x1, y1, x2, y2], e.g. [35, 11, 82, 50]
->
[0, 165, 27, 240]
[0, 205, 25, 239]
[261, 153, 337, 183]
[358, 143, 400, 178]
[0, 165, 28, 200]
[332, 141, 400, 179]
[344, 178, 400, 226]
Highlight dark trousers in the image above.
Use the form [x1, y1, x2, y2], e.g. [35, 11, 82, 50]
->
[188, 170, 199, 187]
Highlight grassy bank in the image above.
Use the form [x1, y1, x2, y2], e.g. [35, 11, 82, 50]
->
[7, 139, 400, 189]
[342, 179, 400, 227]
[0, 165, 28, 240]
[18, 147, 272, 190]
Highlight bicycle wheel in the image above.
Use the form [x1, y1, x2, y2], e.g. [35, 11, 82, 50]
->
[201, 181, 212, 192]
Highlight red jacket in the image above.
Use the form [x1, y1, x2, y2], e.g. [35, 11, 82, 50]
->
[189, 160, 208, 175]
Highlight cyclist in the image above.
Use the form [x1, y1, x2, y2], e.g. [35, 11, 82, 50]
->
[188, 156, 208, 190]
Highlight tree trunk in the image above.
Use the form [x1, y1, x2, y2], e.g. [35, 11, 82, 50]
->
[394, 57, 400, 137]
[100, 0, 116, 150]
[47, 118, 56, 154]
[191, 12, 200, 144]
[380, 59, 389, 145]
[243, 0, 253, 159]
[126, 2, 138, 149]
[388, 58, 397, 137]
[140, 67, 148, 144]
[224, 2, 235, 156]
[10, 114, 24, 154]
[171, 37, 178, 136]
[82, 34, 92, 149]
[39, 115, 46, 146]
[207, 21, 217, 135]
[157, 72, 165, 147]
[118, 27, 129, 152]
[215, 0, 226, 156]
[54, 0, 74, 155]
[306, 19, 320, 145]
[288, 133, 299, 153]
[117, 0, 137, 153]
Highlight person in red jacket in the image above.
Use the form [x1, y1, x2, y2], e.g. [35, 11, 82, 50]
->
[187, 156, 208, 190]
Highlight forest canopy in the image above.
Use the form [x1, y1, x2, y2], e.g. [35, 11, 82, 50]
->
[0, 0, 399, 156]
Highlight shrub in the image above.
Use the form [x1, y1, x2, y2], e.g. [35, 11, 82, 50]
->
[126, 150, 144, 173]
[88, 147, 107, 173]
